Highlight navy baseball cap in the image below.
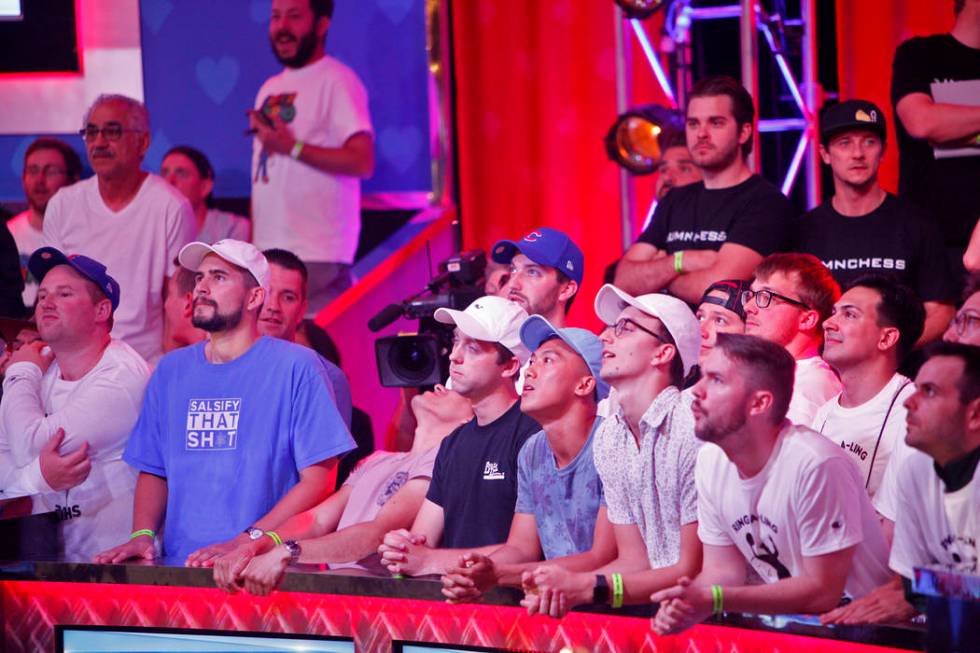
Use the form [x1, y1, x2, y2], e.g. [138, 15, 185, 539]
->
[699, 279, 753, 321]
[820, 99, 887, 145]
[519, 315, 610, 400]
[28, 247, 121, 311]
[491, 227, 584, 285]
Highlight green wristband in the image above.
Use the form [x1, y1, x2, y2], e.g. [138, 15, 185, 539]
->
[611, 573, 624, 609]
[129, 529, 155, 540]
[673, 251, 684, 274]
[265, 530, 283, 546]
[290, 140, 304, 160]
[711, 584, 724, 614]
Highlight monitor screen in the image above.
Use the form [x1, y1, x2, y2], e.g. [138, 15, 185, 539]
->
[56, 626, 354, 652]
[0, 0, 21, 20]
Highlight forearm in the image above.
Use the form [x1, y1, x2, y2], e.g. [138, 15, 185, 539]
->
[668, 266, 730, 304]
[593, 553, 651, 575]
[296, 142, 373, 178]
[132, 473, 168, 533]
[614, 256, 677, 296]
[252, 464, 337, 531]
[1, 364, 52, 464]
[297, 521, 391, 564]
[415, 544, 502, 576]
[919, 302, 955, 345]
[902, 102, 980, 145]
[706, 576, 843, 615]
[0, 455, 51, 499]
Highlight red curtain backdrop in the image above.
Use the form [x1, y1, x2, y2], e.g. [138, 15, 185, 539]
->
[835, 0, 955, 194]
[451, 2, 668, 328]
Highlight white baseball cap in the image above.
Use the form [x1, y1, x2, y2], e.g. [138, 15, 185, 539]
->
[434, 296, 531, 363]
[594, 284, 700, 376]
[178, 239, 271, 293]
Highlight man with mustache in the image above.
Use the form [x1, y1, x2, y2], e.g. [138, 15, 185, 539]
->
[251, 0, 374, 315]
[615, 75, 793, 304]
[43, 95, 196, 364]
[795, 100, 956, 344]
[491, 227, 583, 328]
[95, 240, 354, 566]
[8, 138, 82, 308]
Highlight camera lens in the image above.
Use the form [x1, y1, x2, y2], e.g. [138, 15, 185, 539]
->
[389, 339, 435, 384]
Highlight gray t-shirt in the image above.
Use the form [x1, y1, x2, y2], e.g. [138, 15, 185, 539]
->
[336, 447, 438, 531]
[515, 418, 604, 560]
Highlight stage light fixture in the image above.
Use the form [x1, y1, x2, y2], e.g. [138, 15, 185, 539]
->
[613, 0, 669, 20]
[604, 104, 683, 175]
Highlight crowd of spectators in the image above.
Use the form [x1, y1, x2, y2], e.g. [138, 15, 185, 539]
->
[0, 0, 977, 636]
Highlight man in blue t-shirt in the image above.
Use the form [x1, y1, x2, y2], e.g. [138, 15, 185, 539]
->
[95, 239, 354, 564]
[437, 317, 614, 601]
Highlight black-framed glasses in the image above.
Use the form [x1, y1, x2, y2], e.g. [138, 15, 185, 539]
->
[951, 311, 980, 335]
[78, 123, 144, 142]
[613, 317, 665, 341]
[742, 289, 810, 311]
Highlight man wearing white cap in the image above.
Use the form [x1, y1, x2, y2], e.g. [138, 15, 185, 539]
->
[95, 239, 354, 565]
[378, 296, 540, 572]
[434, 319, 613, 597]
[523, 284, 704, 616]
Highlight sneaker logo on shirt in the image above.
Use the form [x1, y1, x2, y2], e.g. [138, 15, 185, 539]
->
[483, 461, 505, 480]
[186, 398, 241, 450]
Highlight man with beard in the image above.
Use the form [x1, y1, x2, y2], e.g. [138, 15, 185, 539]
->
[491, 227, 583, 327]
[795, 100, 956, 344]
[8, 138, 82, 308]
[615, 76, 794, 304]
[95, 240, 354, 565]
[251, 0, 374, 314]
[650, 334, 891, 634]
[43, 95, 196, 364]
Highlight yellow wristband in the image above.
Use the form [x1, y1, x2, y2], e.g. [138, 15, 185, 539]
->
[264, 530, 283, 546]
[290, 140, 304, 160]
[673, 251, 684, 274]
[711, 584, 724, 614]
[129, 529, 155, 540]
[611, 573, 624, 609]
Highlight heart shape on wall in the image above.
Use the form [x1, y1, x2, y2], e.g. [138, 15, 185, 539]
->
[195, 57, 241, 105]
[379, 125, 423, 174]
[377, 0, 415, 24]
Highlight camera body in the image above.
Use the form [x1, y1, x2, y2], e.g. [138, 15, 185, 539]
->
[374, 250, 488, 388]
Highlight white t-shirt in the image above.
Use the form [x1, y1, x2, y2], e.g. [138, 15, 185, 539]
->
[251, 56, 373, 264]
[872, 435, 916, 523]
[7, 211, 46, 307]
[198, 208, 251, 244]
[696, 422, 892, 599]
[889, 449, 979, 579]
[811, 373, 914, 499]
[43, 175, 196, 364]
[786, 356, 841, 426]
[0, 340, 150, 558]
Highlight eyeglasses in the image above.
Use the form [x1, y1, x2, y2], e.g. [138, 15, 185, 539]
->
[613, 317, 665, 342]
[78, 123, 144, 142]
[951, 311, 980, 335]
[24, 165, 67, 179]
[742, 289, 810, 311]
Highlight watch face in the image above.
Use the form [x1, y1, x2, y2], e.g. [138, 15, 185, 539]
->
[246, 527, 264, 540]
[284, 540, 301, 560]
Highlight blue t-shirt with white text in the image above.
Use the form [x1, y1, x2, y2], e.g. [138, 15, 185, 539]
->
[123, 337, 355, 560]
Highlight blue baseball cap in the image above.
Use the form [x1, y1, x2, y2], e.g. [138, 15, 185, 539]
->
[519, 315, 609, 400]
[28, 247, 121, 311]
[491, 227, 584, 285]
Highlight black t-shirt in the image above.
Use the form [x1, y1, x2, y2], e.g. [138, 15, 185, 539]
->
[637, 174, 794, 256]
[0, 219, 25, 318]
[891, 33, 980, 248]
[425, 400, 540, 549]
[795, 194, 957, 302]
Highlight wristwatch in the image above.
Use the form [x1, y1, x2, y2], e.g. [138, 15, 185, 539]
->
[592, 574, 610, 605]
[244, 526, 264, 540]
[283, 539, 302, 563]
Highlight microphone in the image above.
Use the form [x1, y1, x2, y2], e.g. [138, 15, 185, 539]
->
[368, 303, 406, 332]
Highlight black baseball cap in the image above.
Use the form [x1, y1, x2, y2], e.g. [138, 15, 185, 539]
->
[820, 99, 887, 145]
[699, 279, 752, 321]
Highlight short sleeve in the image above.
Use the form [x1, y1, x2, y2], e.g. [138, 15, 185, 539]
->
[41, 192, 65, 250]
[888, 460, 934, 580]
[122, 372, 168, 477]
[289, 360, 356, 469]
[891, 38, 934, 105]
[873, 437, 915, 522]
[912, 219, 958, 302]
[795, 457, 865, 557]
[514, 436, 536, 515]
[424, 431, 456, 507]
[694, 446, 731, 546]
[326, 66, 373, 144]
[592, 422, 633, 525]
[724, 187, 794, 256]
[408, 445, 439, 480]
[678, 436, 700, 525]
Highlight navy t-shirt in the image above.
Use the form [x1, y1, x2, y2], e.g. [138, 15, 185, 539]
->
[795, 194, 957, 302]
[637, 174, 793, 256]
[425, 401, 540, 548]
[891, 33, 980, 248]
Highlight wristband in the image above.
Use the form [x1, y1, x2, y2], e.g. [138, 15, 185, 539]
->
[975, 133, 980, 146]
[129, 529, 155, 540]
[264, 530, 283, 546]
[611, 573, 624, 609]
[711, 584, 724, 614]
[290, 140, 304, 160]
[673, 251, 684, 274]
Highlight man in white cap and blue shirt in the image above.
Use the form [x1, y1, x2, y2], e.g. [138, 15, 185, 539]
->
[521, 284, 705, 616]
[379, 295, 540, 574]
[435, 317, 613, 599]
[95, 239, 354, 566]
